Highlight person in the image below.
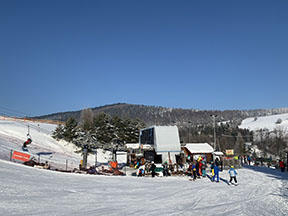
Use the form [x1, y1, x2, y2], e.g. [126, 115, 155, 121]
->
[199, 159, 203, 176]
[151, 161, 156, 177]
[43, 161, 50, 169]
[23, 138, 32, 148]
[228, 165, 237, 184]
[247, 156, 251, 165]
[192, 162, 197, 181]
[210, 162, 215, 177]
[196, 160, 200, 177]
[163, 161, 170, 177]
[202, 161, 207, 177]
[279, 160, 285, 172]
[138, 168, 144, 177]
[212, 163, 219, 182]
[215, 158, 220, 166]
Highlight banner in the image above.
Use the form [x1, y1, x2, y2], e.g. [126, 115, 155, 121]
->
[226, 149, 234, 156]
[12, 150, 30, 162]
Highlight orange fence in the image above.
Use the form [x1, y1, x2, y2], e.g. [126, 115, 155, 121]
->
[0, 115, 64, 125]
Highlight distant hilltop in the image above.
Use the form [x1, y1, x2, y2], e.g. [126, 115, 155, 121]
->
[33, 103, 288, 127]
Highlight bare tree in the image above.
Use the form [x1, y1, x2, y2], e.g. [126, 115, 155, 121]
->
[79, 108, 94, 131]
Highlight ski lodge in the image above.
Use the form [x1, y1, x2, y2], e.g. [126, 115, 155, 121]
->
[183, 143, 214, 162]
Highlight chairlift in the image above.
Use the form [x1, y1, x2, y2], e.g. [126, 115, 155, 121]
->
[23, 126, 32, 149]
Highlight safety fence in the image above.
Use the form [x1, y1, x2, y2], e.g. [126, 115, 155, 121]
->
[9, 148, 78, 171]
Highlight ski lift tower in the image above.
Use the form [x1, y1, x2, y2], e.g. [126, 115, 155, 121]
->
[82, 134, 97, 169]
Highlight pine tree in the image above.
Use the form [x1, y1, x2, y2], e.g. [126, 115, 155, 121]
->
[63, 117, 78, 142]
[52, 124, 65, 140]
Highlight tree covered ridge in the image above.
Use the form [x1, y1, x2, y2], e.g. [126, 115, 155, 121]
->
[35, 103, 288, 127]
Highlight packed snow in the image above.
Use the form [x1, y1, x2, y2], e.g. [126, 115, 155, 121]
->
[240, 113, 288, 131]
[0, 117, 288, 215]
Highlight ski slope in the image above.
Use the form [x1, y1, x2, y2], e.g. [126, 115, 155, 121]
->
[239, 113, 288, 131]
[0, 118, 98, 169]
[0, 159, 287, 216]
[0, 117, 287, 215]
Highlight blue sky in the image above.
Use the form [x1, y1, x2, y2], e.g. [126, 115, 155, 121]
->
[0, 0, 288, 117]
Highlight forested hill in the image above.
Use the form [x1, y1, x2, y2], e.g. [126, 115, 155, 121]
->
[34, 103, 288, 127]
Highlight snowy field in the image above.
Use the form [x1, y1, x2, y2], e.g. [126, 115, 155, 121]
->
[240, 113, 288, 131]
[0, 159, 287, 216]
[0, 117, 288, 215]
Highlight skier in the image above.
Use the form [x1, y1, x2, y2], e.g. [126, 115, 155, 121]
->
[210, 161, 215, 177]
[191, 162, 197, 181]
[151, 161, 156, 177]
[212, 163, 219, 182]
[22, 138, 32, 151]
[228, 165, 238, 185]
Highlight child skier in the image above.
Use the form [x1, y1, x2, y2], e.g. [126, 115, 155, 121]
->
[192, 162, 197, 181]
[210, 162, 215, 177]
[212, 163, 219, 182]
[229, 165, 238, 185]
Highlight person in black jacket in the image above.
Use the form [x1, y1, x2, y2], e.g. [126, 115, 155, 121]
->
[151, 161, 156, 177]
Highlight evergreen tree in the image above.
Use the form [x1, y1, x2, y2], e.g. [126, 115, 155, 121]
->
[234, 132, 245, 155]
[52, 124, 65, 140]
[63, 117, 78, 142]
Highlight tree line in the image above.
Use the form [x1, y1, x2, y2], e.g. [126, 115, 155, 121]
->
[52, 108, 145, 151]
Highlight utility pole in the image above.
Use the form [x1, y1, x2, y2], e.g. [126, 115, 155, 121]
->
[210, 114, 217, 150]
[188, 121, 192, 143]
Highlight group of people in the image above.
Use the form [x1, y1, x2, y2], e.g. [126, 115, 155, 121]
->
[138, 157, 238, 185]
[187, 157, 207, 181]
[188, 157, 238, 185]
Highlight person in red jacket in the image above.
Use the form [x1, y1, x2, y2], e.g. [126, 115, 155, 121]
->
[279, 160, 285, 172]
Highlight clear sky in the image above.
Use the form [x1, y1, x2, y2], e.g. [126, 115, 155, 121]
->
[0, 0, 288, 117]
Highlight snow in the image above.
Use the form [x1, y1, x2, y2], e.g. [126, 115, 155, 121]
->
[0, 118, 101, 169]
[0, 159, 287, 215]
[0, 118, 288, 215]
[239, 113, 288, 131]
[185, 143, 214, 154]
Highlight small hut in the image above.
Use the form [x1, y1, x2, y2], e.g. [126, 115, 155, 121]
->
[183, 143, 214, 162]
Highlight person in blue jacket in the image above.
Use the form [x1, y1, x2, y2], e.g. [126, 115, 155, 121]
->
[229, 166, 237, 184]
[212, 163, 219, 182]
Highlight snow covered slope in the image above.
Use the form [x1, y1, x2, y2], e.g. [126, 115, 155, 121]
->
[239, 113, 288, 131]
[0, 118, 95, 169]
[0, 117, 287, 215]
[0, 159, 287, 216]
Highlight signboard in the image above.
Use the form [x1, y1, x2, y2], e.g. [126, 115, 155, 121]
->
[12, 150, 30, 162]
[226, 149, 234, 156]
